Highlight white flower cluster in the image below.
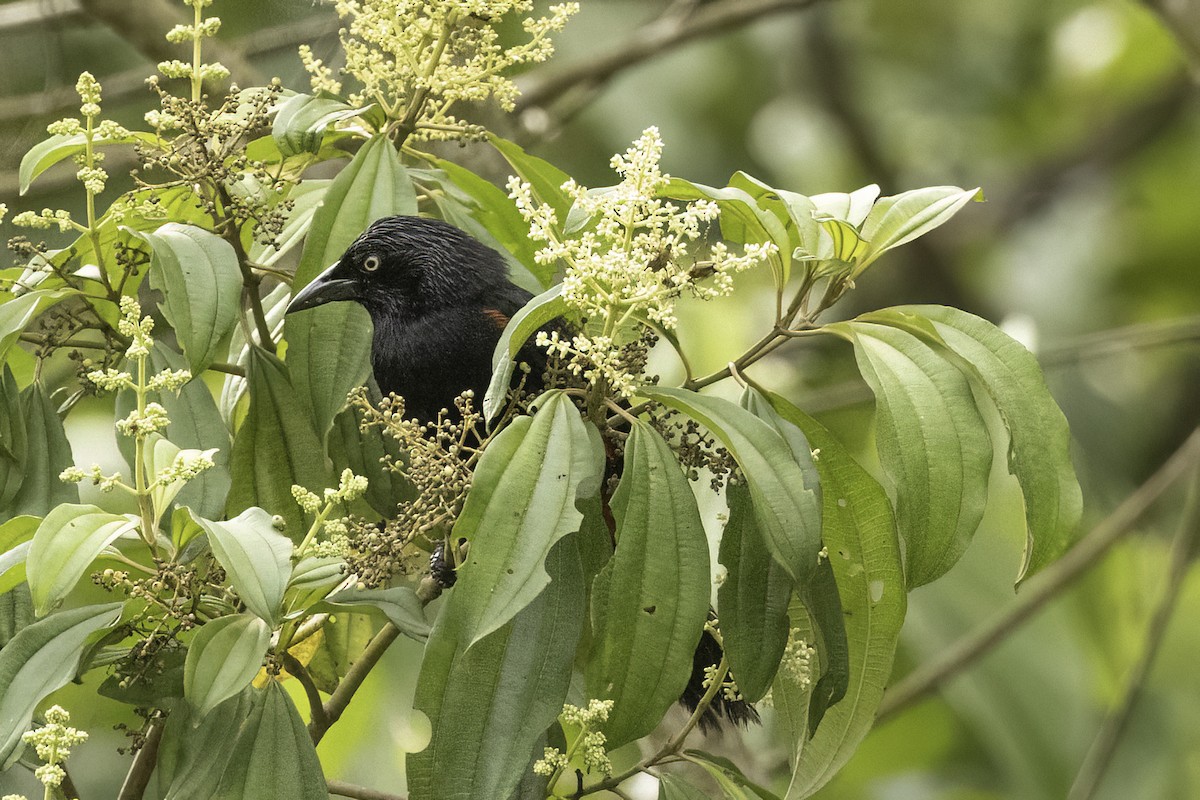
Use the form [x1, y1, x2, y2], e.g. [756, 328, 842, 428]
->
[155, 448, 217, 487]
[510, 127, 775, 395]
[780, 628, 816, 689]
[318, 0, 578, 135]
[22, 706, 87, 791]
[533, 699, 614, 778]
[291, 468, 370, 515]
[59, 464, 123, 492]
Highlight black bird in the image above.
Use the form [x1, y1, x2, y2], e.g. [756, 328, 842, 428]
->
[286, 214, 756, 731]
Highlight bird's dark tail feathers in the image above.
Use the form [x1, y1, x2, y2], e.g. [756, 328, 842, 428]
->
[679, 624, 760, 733]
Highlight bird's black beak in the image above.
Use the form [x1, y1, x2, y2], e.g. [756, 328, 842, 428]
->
[286, 262, 359, 314]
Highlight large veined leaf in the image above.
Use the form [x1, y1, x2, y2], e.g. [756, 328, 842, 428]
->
[0, 586, 33, 649]
[286, 135, 417, 440]
[156, 690, 255, 800]
[640, 389, 823, 590]
[5, 381, 77, 519]
[683, 750, 782, 800]
[409, 536, 584, 800]
[875, 306, 1082, 582]
[446, 390, 602, 646]
[272, 92, 362, 157]
[18, 130, 155, 194]
[322, 585, 430, 641]
[142, 223, 243, 374]
[214, 681, 329, 800]
[482, 283, 566, 421]
[0, 516, 38, 595]
[246, 180, 330, 269]
[717, 482, 791, 702]
[326, 400, 412, 518]
[766, 394, 905, 799]
[26, 504, 138, 616]
[0, 602, 123, 766]
[225, 347, 331, 536]
[827, 321, 993, 588]
[586, 420, 711, 748]
[184, 613, 272, 718]
[220, 284, 291, 424]
[739, 388, 848, 728]
[195, 507, 294, 625]
[0, 367, 26, 513]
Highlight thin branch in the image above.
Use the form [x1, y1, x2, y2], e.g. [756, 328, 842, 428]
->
[326, 780, 407, 800]
[877, 426, 1200, 722]
[1068, 462, 1200, 800]
[116, 718, 164, 800]
[310, 622, 401, 744]
[207, 360, 246, 377]
[517, 0, 835, 111]
[282, 651, 329, 732]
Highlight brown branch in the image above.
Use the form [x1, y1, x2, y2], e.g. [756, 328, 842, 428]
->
[1068, 463, 1200, 800]
[309, 623, 401, 745]
[517, 0, 836, 111]
[116, 718, 164, 800]
[877, 426, 1200, 722]
[327, 780, 407, 800]
[282, 651, 329, 732]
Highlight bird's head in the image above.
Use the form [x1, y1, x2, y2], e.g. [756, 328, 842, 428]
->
[285, 215, 509, 319]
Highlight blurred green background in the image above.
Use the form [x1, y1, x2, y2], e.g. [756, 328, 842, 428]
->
[3, 0, 1200, 797]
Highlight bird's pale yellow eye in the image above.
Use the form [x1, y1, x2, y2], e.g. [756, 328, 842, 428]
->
[363, 254, 381, 272]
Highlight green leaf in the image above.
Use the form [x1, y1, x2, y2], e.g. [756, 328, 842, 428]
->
[488, 134, 573, 224]
[306, 610, 379, 692]
[717, 482, 791, 702]
[322, 585, 430, 641]
[683, 750, 783, 800]
[5, 382, 78, 519]
[326, 401, 412, 517]
[142, 223, 243, 374]
[286, 135, 417, 440]
[409, 536, 585, 800]
[0, 602, 123, 766]
[827, 321, 993, 587]
[220, 284, 291, 422]
[156, 690, 255, 800]
[641, 388, 823, 589]
[0, 516, 38, 595]
[272, 92, 362, 158]
[0, 289, 78, 362]
[214, 681, 329, 800]
[195, 507, 293, 625]
[765, 395, 906, 798]
[284, 556, 346, 616]
[659, 773, 712, 800]
[884, 306, 1082, 582]
[810, 185, 880, 227]
[184, 614, 271, 719]
[483, 283, 566, 421]
[414, 159, 549, 286]
[247, 180, 330, 269]
[146, 435, 219, 527]
[0, 367, 26, 512]
[660, 179, 790, 281]
[26, 504, 138, 616]
[18, 131, 154, 194]
[856, 186, 981, 276]
[0, 586, 34, 649]
[225, 347, 331, 536]
[447, 390, 602, 646]
[587, 420, 711, 748]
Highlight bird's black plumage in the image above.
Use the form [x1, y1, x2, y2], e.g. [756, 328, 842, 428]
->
[286, 214, 756, 731]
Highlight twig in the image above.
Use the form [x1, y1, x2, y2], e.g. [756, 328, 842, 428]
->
[207, 360, 246, 377]
[116, 718, 164, 800]
[1068, 462, 1200, 800]
[282, 651, 329, 732]
[877, 426, 1200, 722]
[326, 780, 406, 800]
[310, 623, 401, 744]
[517, 0, 835, 111]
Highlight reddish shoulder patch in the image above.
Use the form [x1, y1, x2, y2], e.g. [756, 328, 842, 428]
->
[482, 308, 510, 329]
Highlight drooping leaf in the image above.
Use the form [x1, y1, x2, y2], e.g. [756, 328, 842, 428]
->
[5, 381, 77, 519]
[225, 347, 331, 536]
[587, 420, 711, 748]
[827, 321, 993, 587]
[483, 284, 566, 421]
[641, 388, 823, 589]
[184, 613, 272, 718]
[286, 135, 417, 440]
[195, 507, 293, 625]
[214, 680, 328, 800]
[717, 482, 791, 702]
[0, 289, 78, 363]
[142, 223, 243, 374]
[683, 750, 783, 800]
[659, 772, 712, 800]
[446, 390, 602, 646]
[272, 92, 362, 157]
[408, 536, 585, 800]
[156, 690, 255, 800]
[765, 395, 905, 797]
[0, 602, 123, 766]
[99, 645, 186, 706]
[322, 585, 430, 641]
[26, 504, 138, 616]
[19, 130, 155, 194]
[877, 306, 1082, 582]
